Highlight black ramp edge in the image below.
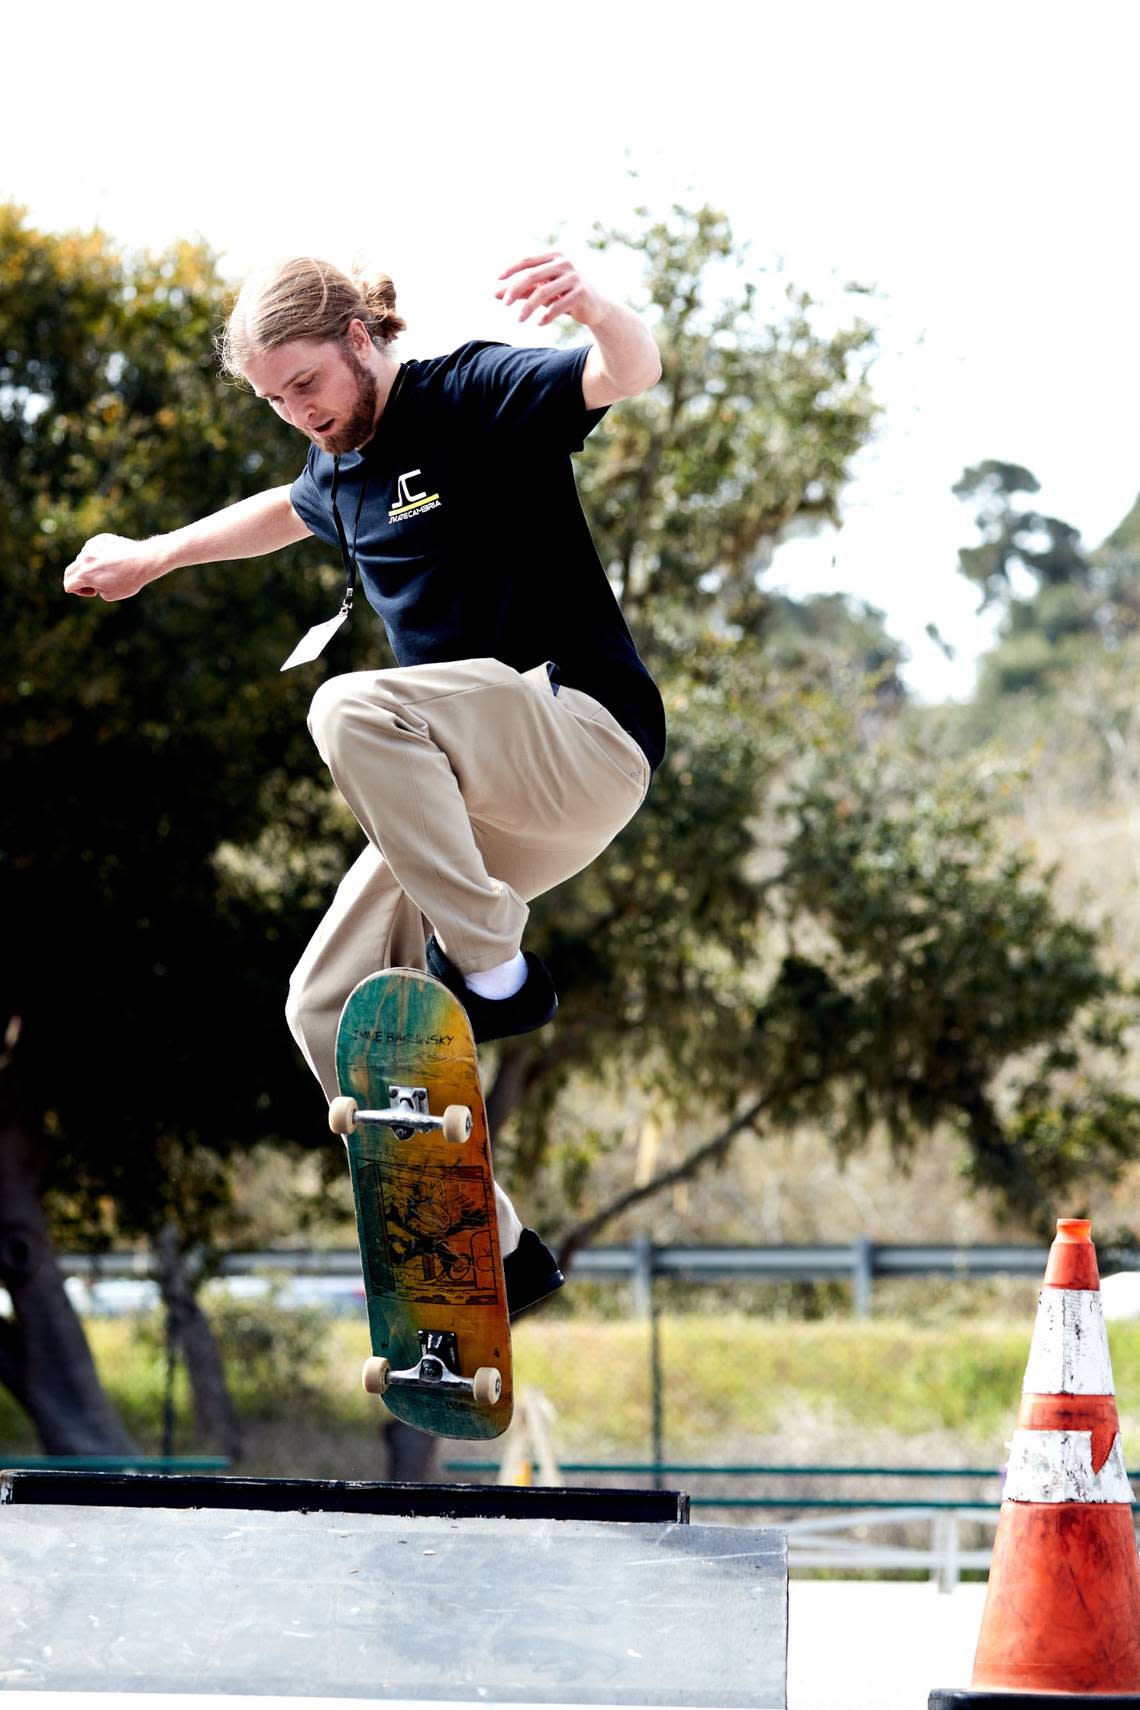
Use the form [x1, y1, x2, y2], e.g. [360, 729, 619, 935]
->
[0, 1469, 689, 1524]
[930, 1693, 1140, 1708]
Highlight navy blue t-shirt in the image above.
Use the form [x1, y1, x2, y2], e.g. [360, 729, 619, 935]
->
[289, 340, 666, 770]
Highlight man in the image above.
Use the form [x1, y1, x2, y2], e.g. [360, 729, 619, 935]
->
[63, 249, 666, 1317]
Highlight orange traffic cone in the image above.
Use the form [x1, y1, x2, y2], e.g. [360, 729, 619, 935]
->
[930, 1218, 1140, 1708]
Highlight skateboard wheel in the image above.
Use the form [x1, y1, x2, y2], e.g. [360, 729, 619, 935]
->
[362, 1356, 390, 1395]
[329, 1096, 358, 1136]
[472, 1365, 501, 1406]
[442, 1103, 472, 1143]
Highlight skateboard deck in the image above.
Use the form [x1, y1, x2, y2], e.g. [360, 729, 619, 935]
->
[332, 968, 512, 1439]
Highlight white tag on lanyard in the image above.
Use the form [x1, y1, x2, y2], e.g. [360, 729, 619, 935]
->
[280, 604, 351, 670]
[280, 369, 404, 672]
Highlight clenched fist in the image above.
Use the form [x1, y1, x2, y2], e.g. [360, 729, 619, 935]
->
[63, 534, 163, 601]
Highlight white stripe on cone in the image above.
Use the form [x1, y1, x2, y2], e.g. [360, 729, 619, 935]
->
[1021, 1289, 1116, 1396]
[1004, 1429, 1134, 1504]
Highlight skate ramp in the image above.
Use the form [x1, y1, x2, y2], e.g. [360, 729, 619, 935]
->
[0, 1474, 787, 1707]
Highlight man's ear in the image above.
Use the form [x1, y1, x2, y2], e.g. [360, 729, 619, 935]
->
[345, 317, 373, 358]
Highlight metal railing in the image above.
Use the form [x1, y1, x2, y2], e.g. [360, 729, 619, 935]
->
[45, 1238, 1140, 1316]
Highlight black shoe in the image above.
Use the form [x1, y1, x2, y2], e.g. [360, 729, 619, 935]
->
[425, 935, 558, 1043]
[503, 1229, 565, 1321]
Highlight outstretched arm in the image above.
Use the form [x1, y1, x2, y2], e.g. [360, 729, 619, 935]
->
[496, 252, 662, 409]
[63, 484, 312, 601]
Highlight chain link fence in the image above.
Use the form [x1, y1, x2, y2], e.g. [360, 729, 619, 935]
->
[8, 1238, 1140, 1581]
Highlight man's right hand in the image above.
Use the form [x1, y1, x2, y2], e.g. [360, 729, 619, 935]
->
[63, 489, 311, 599]
[63, 534, 163, 601]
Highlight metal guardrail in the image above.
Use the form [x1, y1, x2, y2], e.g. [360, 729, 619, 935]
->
[784, 1506, 999, 1591]
[47, 1239, 1140, 1316]
[50, 1240, 1086, 1278]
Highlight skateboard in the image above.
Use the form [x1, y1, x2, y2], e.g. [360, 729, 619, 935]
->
[329, 968, 512, 1439]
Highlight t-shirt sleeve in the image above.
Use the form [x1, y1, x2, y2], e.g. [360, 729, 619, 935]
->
[289, 448, 338, 548]
[453, 341, 608, 453]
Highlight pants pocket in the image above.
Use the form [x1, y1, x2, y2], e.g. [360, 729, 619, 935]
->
[556, 683, 650, 796]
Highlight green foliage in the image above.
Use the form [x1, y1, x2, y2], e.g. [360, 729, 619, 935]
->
[767, 743, 1140, 1221]
[950, 460, 1140, 708]
[183, 1295, 330, 1415]
[0, 206, 358, 1242]
[487, 207, 1140, 1236]
[43, 1306, 1140, 1470]
[499, 202, 891, 1176]
[760, 591, 907, 703]
[581, 203, 881, 629]
[953, 461, 1082, 609]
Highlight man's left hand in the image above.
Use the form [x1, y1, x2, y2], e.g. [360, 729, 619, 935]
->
[496, 253, 608, 329]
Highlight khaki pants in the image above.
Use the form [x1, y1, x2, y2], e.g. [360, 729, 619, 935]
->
[286, 657, 652, 1251]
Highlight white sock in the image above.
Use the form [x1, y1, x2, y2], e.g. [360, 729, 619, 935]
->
[466, 951, 528, 1001]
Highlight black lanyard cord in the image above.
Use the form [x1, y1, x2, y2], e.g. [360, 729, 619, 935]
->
[328, 365, 407, 618]
[329, 459, 368, 615]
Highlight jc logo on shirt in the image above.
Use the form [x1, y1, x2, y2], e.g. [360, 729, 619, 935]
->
[389, 469, 442, 523]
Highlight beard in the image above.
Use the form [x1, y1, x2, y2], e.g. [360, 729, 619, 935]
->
[314, 351, 379, 455]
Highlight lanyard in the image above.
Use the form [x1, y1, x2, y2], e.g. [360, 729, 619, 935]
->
[279, 367, 406, 673]
[328, 365, 407, 617]
[329, 458, 368, 617]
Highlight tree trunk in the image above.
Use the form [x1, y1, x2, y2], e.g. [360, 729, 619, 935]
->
[0, 1038, 137, 1453]
[152, 1222, 244, 1461]
[486, 1041, 534, 1134]
[486, 1032, 585, 1146]
[383, 1417, 440, 1482]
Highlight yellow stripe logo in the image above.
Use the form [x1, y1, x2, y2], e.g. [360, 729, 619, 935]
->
[389, 468, 442, 524]
[389, 493, 441, 518]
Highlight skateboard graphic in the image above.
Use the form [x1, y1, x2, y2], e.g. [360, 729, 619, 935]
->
[330, 968, 512, 1439]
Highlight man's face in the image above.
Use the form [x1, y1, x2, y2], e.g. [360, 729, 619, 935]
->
[244, 335, 378, 455]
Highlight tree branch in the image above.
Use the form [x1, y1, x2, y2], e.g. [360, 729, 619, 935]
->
[556, 1089, 778, 1267]
[485, 1041, 533, 1134]
[487, 1029, 586, 1136]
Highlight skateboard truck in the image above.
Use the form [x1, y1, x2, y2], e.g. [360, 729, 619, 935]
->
[361, 1330, 502, 1406]
[329, 1089, 472, 1144]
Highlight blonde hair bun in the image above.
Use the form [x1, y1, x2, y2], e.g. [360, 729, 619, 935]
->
[218, 256, 407, 378]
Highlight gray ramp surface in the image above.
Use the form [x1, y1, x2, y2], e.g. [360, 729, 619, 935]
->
[1, 1503, 787, 1707]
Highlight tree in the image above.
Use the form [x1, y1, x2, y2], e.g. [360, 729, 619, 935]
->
[951, 461, 1140, 702]
[483, 203, 884, 1146]
[938, 462, 1140, 869]
[484, 216, 1140, 1248]
[555, 713, 1140, 1254]
[0, 207, 359, 1449]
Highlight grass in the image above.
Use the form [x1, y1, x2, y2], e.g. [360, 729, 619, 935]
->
[10, 1306, 1140, 1478]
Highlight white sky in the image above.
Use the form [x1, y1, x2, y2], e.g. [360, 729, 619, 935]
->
[6, 0, 1139, 700]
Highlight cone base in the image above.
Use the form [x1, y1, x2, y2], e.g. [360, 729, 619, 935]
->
[972, 1502, 1140, 1695]
[931, 1693, 1140, 1708]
